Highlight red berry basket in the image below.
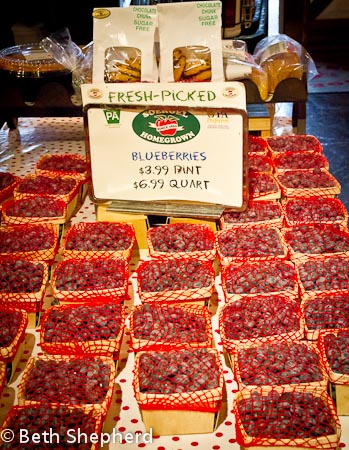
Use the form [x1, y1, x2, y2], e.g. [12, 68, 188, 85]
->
[0, 222, 59, 264]
[128, 303, 213, 352]
[136, 258, 216, 305]
[273, 150, 329, 173]
[282, 223, 349, 262]
[275, 168, 341, 199]
[40, 302, 126, 359]
[318, 328, 349, 385]
[51, 257, 129, 304]
[221, 259, 299, 303]
[248, 172, 281, 201]
[13, 173, 81, 220]
[17, 354, 116, 419]
[248, 135, 269, 156]
[35, 153, 88, 183]
[133, 348, 224, 435]
[0, 404, 103, 450]
[63, 221, 136, 261]
[233, 386, 341, 450]
[219, 200, 284, 230]
[267, 134, 323, 158]
[219, 294, 304, 351]
[0, 172, 20, 204]
[1, 195, 67, 229]
[216, 225, 289, 266]
[301, 292, 349, 340]
[248, 153, 274, 174]
[295, 254, 349, 302]
[146, 222, 217, 262]
[283, 196, 348, 228]
[0, 307, 28, 364]
[0, 258, 49, 314]
[232, 339, 328, 391]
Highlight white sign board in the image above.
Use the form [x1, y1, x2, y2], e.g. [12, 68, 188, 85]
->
[82, 82, 248, 212]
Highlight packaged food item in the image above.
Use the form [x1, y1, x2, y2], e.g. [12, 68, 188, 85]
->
[157, 1, 224, 82]
[222, 39, 269, 100]
[92, 6, 158, 83]
[253, 34, 317, 97]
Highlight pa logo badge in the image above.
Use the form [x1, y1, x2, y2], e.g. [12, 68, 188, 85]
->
[104, 109, 121, 125]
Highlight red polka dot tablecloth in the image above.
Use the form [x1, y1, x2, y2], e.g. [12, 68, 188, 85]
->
[0, 117, 349, 450]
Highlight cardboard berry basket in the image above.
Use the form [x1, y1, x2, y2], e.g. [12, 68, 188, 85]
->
[282, 196, 349, 229]
[0, 307, 28, 382]
[133, 348, 224, 435]
[1, 196, 67, 237]
[248, 172, 282, 201]
[128, 303, 213, 352]
[248, 135, 269, 156]
[301, 291, 349, 341]
[13, 173, 81, 221]
[273, 150, 329, 173]
[295, 254, 349, 302]
[35, 153, 89, 204]
[218, 294, 305, 354]
[216, 226, 289, 267]
[233, 386, 341, 450]
[135, 258, 216, 306]
[219, 200, 284, 230]
[282, 223, 349, 263]
[266, 134, 323, 158]
[232, 339, 328, 392]
[51, 257, 129, 304]
[0, 172, 20, 204]
[40, 302, 126, 360]
[0, 258, 49, 327]
[0, 222, 59, 265]
[146, 222, 217, 262]
[248, 153, 275, 175]
[0, 404, 103, 450]
[17, 354, 116, 419]
[63, 221, 136, 262]
[220, 259, 299, 303]
[275, 168, 341, 199]
[318, 328, 349, 415]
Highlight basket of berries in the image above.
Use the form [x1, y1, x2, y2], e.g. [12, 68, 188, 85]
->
[17, 354, 116, 418]
[248, 135, 269, 156]
[1, 195, 67, 228]
[283, 197, 348, 228]
[0, 223, 59, 264]
[129, 303, 213, 352]
[40, 302, 126, 359]
[221, 259, 299, 303]
[36, 153, 88, 183]
[220, 200, 284, 229]
[219, 294, 304, 351]
[302, 292, 349, 340]
[267, 134, 323, 157]
[217, 226, 289, 265]
[51, 257, 129, 304]
[234, 387, 341, 450]
[233, 340, 328, 391]
[136, 258, 216, 305]
[63, 221, 136, 261]
[275, 168, 341, 199]
[133, 348, 224, 435]
[0, 258, 49, 313]
[0, 172, 20, 204]
[248, 172, 281, 201]
[273, 150, 329, 173]
[0, 405, 103, 450]
[248, 153, 274, 174]
[146, 222, 216, 262]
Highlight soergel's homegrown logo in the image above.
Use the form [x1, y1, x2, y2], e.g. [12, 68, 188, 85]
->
[104, 109, 121, 124]
[132, 111, 200, 144]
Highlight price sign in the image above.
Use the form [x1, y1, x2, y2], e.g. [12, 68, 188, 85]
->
[82, 82, 248, 213]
